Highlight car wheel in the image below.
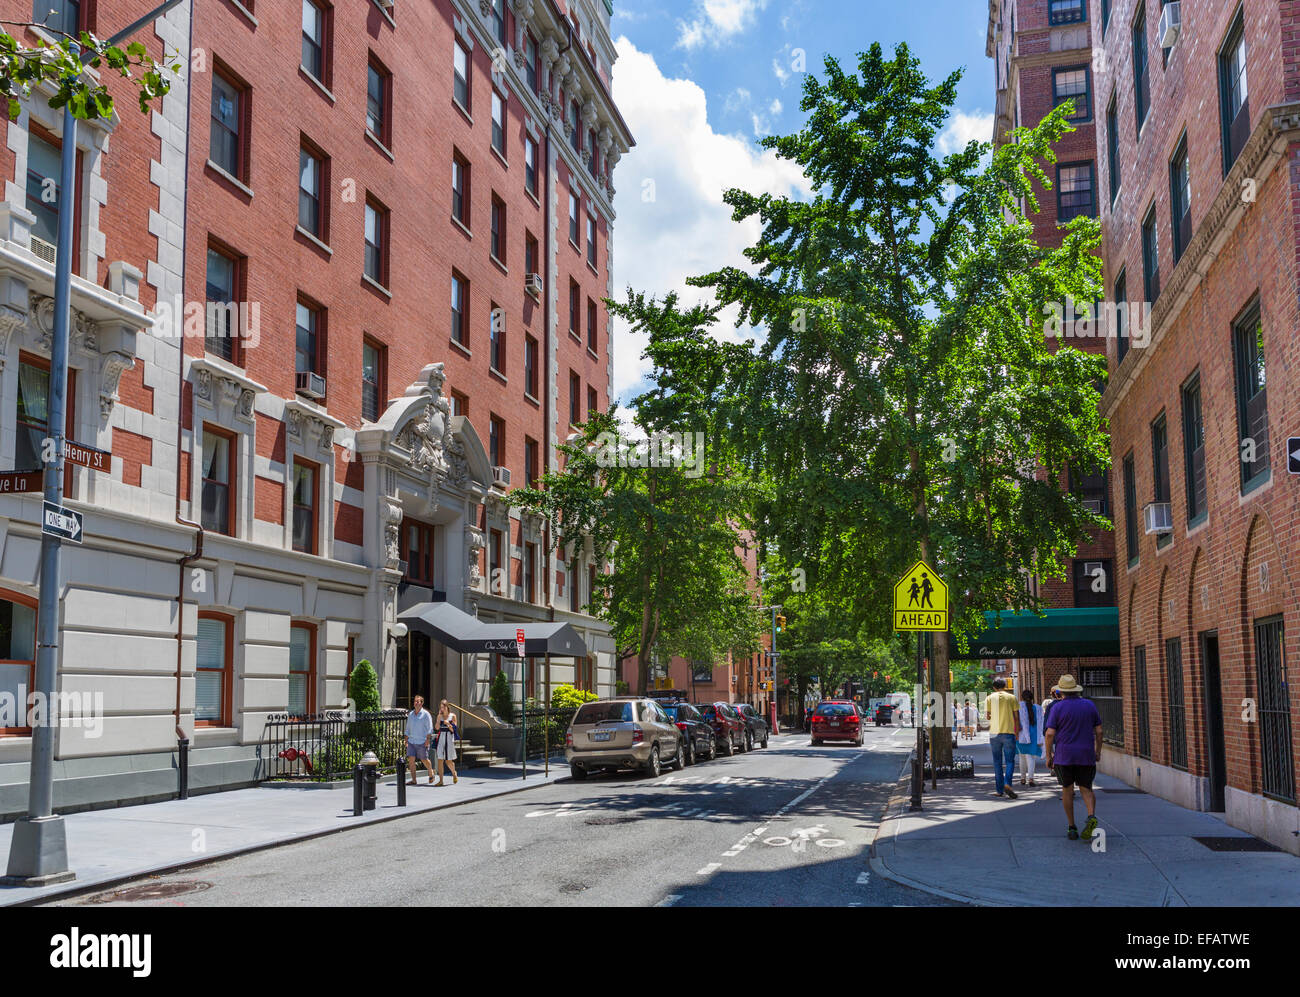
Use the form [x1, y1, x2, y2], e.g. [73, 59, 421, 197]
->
[743, 732, 753, 753]
[721, 733, 733, 756]
[570, 764, 588, 780]
[762, 730, 769, 748]
[708, 737, 717, 761]
[673, 742, 686, 770]
[645, 746, 661, 778]
[684, 739, 695, 766]
[811, 738, 822, 746]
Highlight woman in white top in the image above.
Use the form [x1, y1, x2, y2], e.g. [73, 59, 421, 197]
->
[433, 699, 459, 786]
[1015, 689, 1044, 785]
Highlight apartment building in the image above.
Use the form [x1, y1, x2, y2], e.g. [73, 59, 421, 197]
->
[0, 0, 633, 816]
[985, 0, 1122, 710]
[1093, 0, 1299, 852]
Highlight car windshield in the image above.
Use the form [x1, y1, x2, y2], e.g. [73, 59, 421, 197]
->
[660, 705, 680, 719]
[816, 704, 855, 717]
[697, 705, 716, 719]
[574, 702, 634, 725]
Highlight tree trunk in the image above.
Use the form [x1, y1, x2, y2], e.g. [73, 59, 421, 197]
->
[931, 630, 953, 767]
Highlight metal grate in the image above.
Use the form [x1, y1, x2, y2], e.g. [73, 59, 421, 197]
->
[1193, 836, 1281, 853]
[1254, 617, 1295, 801]
[1094, 696, 1125, 747]
[1165, 637, 1187, 769]
[1134, 646, 1151, 759]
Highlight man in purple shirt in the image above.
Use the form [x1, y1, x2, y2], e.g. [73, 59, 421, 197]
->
[1044, 674, 1103, 841]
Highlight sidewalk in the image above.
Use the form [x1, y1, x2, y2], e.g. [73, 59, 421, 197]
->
[0, 757, 567, 907]
[870, 732, 1300, 906]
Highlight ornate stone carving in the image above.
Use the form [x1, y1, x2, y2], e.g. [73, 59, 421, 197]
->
[479, 0, 492, 16]
[445, 433, 470, 488]
[98, 351, 135, 420]
[382, 500, 404, 568]
[240, 389, 254, 418]
[319, 425, 334, 454]
[195, 368, 212, 401]
[30, 293, 97, 353]
[286, 407, 302, 439]
[466, 525, 485, 587]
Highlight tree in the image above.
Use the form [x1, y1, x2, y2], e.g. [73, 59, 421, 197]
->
[693, 44, 1109, 765]
[0, 19, 176, 121]
[347, 660, 381, 714]
[513, 292, 764, 694]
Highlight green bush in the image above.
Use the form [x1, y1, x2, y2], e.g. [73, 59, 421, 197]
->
[552, 684, 598, 710]
[615, 679, 630, 695]
[348, 659, 381, 713]
[490, 670, 514, 724]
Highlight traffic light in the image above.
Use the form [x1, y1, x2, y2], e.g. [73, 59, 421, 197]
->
[775, 614, 786, 633]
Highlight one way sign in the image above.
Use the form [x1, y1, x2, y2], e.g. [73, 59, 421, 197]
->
[42, 501, 83, 544]
[1289, 437, 1300, 475]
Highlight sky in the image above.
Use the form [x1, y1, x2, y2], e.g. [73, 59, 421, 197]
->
[607, 0, 995, 411]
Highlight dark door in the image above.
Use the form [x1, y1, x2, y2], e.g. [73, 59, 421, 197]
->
[396, 633, 432, 709]
[1200, 631, 1226, 812]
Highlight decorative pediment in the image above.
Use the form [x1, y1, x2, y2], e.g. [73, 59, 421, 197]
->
[189, 355, 266, 425]
[284, 397, 345, 457]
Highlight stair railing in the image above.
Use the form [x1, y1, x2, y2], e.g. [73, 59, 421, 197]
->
[448, 702, 493, 759]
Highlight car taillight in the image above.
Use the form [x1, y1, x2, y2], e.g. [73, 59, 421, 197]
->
[676, 722, 688, 732]
[632, 727, 644, 743]
[565, 731, 573, 746]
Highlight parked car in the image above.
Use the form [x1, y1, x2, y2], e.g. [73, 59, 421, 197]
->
[696, 702, 747, 755]
[730, 702, 770, 750]
[565, 698, 685, 779]
[811, 701, 864, 746]
[658, 699, 717, 765]
[872, 703, 895, 726]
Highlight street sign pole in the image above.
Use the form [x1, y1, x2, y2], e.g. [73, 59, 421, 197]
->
[910, 631, 923, 810]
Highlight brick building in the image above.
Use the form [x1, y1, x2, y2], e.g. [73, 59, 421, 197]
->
[985, 0, 1122, 709]
[0, 0, 633, 816]
[1092, 0, 1300, 852]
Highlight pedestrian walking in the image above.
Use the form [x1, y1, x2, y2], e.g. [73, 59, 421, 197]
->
[1042, 685, 1062, 727]
[1044, 674, 1104, 840]
[985, 677, 1018, 798]
[1015, 688, 1044, 785]
[962, 700, 978, 740]
[405, 695, 435, 786]
[433, 699, 459, 786]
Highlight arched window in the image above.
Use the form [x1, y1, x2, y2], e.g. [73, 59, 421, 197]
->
[0, 590, 37, 736]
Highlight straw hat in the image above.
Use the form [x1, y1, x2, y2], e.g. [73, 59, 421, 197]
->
[1056, 674, 1081, 692]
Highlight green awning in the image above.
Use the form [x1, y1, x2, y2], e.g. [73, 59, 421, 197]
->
[951, 607, 1120, 660]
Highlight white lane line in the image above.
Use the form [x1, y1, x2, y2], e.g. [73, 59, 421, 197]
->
[856, 871, 871, 885]
[656, 894, 682, 907]
[696, 862, 721, 876]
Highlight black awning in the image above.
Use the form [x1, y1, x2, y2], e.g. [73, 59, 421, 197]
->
[397, 602, 589, 658]
[950, 607, 1121, 660]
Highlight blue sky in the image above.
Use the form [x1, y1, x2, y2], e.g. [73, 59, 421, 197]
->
[606, 0, 996, 409]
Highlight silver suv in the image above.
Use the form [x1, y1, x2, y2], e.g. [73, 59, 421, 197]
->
[565, 697, 685, 779]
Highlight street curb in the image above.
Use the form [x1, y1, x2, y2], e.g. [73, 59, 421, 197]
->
[3, 768, 569, 908]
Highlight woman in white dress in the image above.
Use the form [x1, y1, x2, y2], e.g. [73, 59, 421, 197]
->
[1016, 689, 1044, 785]
[434, 699, 459, 786]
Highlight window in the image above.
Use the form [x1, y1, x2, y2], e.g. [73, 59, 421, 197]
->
[205, 245, 240, 362]
[524, 232, 538, 277]
[1114, 270, 1129, 365]
[25, 131, 73, 257]
[14, 358, 50, 472]
[569, 190, 579, 245]
[451, 391, 467, 418]
[489, 303, 504, 373]
[453, 40, 470, 111]
[524, 334, 538, 398]
[295, 298, 322, 377]
[490, 195, 505, 262]
[491, 90, 506, 155]
[451, 271, 469, 346]
[1254, 617, 1295, 801]
[362, 339, 385, 422]
[524, 32, 538, 92]
[1165, 637, 1187, 769]
[569, 279, 580, 336]
[1141, 204, 1159, 302]
[525, 437, 538, 487]
[301, 0, 327, 84]
[1102, 0, 1111, 35]
[1218, 9, 1250, 173]
[489, 414, 504, 467]
[292, 459, 317, 554]
[367, 57, 390, 146]
[1181, 372, 1206, 523]
[1151, 412, 1171, 548]
[570, 100, 581, 152]
[201, 427, 234, 535]
[452, 153, 469, 226]
[1069, 465, 1109, 516]
[33, 0, 84, 35]
[587, 298, 597, 351]
[196, 614, 232, 727]
[1052, 67, 1091, 121]
[524, 136, 538, 197]
[569, 371, 580, 425]
[1231, 299, 1268, 489]
[401, 520, 435, 585]
[588, 564, 597, 611]
[587, 212, 597, 266]
[524, 542, 536, 602]
[1169, 135, 1191, 264]
[491, 0, 506, 45]
[1057, 162, 1095, 221]
[1134, 645, 1151, 758]
[489, 529, 504, 594]
[210, 69, 245, 180]
[1048, 0, 1085, 24]
[587, 386, 597, 420]
[569, 558, 579, 612]
[288, 623, 315, 717]
[364, 197, 387, 286]
[1106, 95, 1120, 206]
[1133, 4, 1149, 135]
[298, 142, 325, 238]
[1123, 451, 1138, 563]
[0, 591, 36, 734]
[1072, 559, 1114, 608]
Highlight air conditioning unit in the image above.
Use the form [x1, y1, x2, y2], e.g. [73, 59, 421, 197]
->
[1158, 1, 1181, 49]
[1084, 561, 1106, 580]
[493, 465, 511, 489]
[376, 0, 395, 9]
[1082, 498, 1104, 514]
[295, 370, 327, 400]
[30, 237, 57, 265]
[525, 272, 543, 297]
[1143, 501, 1173, 535]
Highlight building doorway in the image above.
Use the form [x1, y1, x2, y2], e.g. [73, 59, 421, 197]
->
[1200, 631, 1226, 812]
[396, 632, 433, 709]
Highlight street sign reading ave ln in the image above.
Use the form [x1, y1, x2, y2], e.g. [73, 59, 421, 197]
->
[42, 501, 83, 544]
[0, 470, 43, 494]
[892, 559, 948, 631]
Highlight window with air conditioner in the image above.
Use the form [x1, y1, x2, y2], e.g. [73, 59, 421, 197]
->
[1149, 412, 1172, 544]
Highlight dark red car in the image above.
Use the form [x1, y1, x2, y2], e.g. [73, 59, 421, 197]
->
[810, 701, 863, 746]
[695, 702, 747, 756]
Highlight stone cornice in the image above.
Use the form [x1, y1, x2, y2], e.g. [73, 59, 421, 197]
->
[1099, 101, 1300, 421]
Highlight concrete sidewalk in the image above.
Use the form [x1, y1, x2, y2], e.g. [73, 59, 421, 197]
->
[870, 733, 1300, 906]
[0, 757, 568, 907]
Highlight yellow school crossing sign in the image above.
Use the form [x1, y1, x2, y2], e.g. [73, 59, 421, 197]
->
[893, 560, 948, 631]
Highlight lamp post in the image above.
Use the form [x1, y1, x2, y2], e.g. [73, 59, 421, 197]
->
[3, 2, 185, 886]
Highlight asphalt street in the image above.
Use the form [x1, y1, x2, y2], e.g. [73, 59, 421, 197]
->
[47, 724, 963, 907]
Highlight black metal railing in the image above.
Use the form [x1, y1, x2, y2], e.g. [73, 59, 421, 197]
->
[1094, 696, 1125, 747]
[262, 710, 409, 782]
[520, 706, 578, 760]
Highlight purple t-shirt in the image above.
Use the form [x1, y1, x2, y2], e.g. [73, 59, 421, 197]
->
[1045, 696, 1101, 765]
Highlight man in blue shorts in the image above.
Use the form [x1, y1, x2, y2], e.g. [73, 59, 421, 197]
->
[1043, 674, 1103, 840]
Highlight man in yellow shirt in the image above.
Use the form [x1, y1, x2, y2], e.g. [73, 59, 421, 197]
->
[985, 677, 1019, 799]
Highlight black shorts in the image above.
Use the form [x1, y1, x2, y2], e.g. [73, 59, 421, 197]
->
[1054, 764, 1096, 788]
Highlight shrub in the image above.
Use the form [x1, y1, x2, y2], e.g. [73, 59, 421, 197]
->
[552, 684, 598, 710]
[615, 679, 630, 695]
[348, 659, 381, 713]
[490, 670, 514, 724]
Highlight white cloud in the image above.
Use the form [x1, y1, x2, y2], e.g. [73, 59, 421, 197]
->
[771, 56, 790, 84]
[677, 0, 768, 51]
[769, 98, 783, 115]
[937, 109, 994, 156]
[610, 37, 811, 405]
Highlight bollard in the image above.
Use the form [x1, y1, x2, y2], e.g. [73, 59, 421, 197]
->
[177, 734, 189, 800]
[352, 764, 364, 816]
[396, 758, 406, 807]
[360, 750, 380, 811]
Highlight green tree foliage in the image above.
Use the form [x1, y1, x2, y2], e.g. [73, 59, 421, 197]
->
[347, 659, 381, 713]
[551, 684, 598, 710]
[489, 670, 513, 724]
[692, 44, 1109, 764]
[513, 292, 764, 694]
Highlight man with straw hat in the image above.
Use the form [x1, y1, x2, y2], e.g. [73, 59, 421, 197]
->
[1044, 674, 1103, 840]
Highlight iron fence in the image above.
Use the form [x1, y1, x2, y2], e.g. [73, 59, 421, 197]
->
[520, 706, 578, 760]
[262, 709, 409, 782]
[1094, 696, 1124, 748]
